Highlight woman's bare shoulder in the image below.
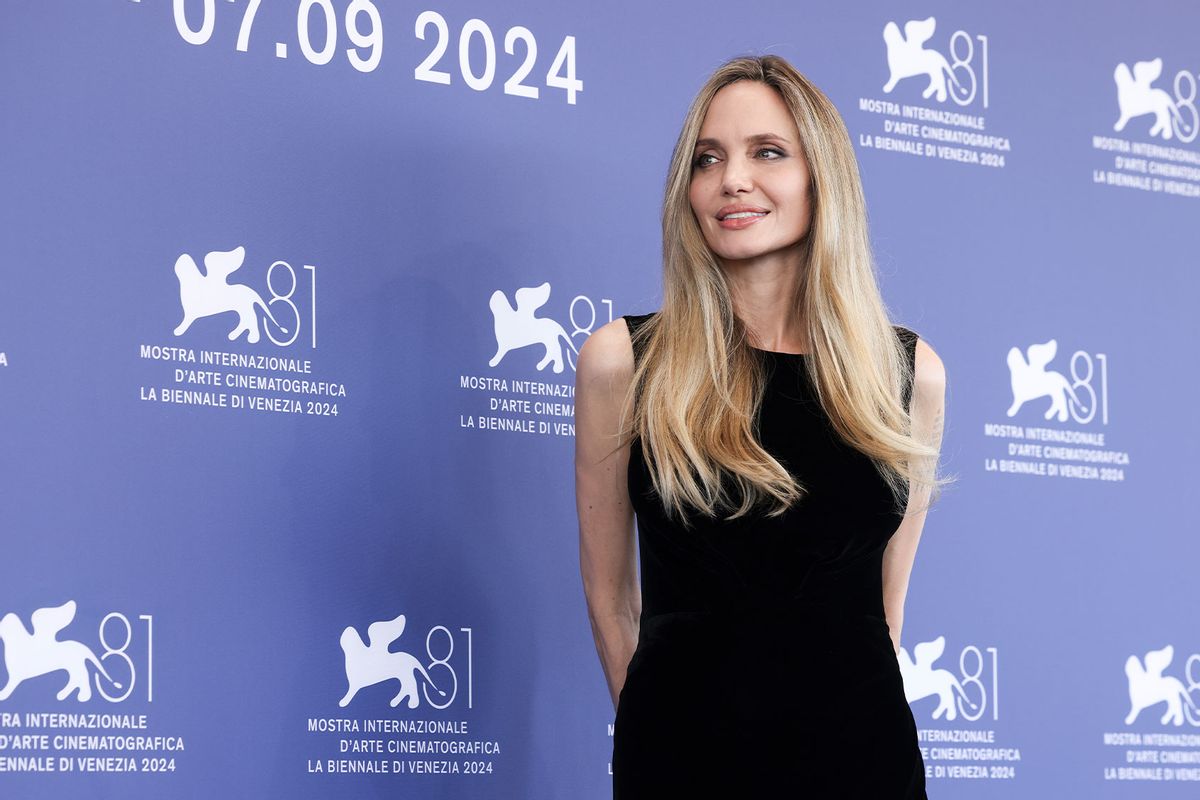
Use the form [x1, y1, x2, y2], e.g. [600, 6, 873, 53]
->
[912, 334, 946, 394]
[574, 319, 638, 454]
[576, 317, 636, 385]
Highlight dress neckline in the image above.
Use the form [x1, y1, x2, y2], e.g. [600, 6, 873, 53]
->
[751, 347, 809, 357]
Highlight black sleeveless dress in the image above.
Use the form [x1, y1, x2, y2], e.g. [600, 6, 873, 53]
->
[612, 312, 927, 799]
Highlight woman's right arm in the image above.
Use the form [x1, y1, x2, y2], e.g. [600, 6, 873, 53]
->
[574, 318, 641, 712]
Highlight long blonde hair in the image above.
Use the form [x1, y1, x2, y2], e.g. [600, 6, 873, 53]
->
[620, 54, 952, 529]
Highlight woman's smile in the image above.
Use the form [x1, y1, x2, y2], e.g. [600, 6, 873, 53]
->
[718, 211, 769, 229]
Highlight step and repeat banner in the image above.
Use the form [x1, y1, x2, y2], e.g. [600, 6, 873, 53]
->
[1, 0, 1197, 797]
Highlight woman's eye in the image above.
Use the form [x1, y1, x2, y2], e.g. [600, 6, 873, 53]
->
[694, 148, 783, 169]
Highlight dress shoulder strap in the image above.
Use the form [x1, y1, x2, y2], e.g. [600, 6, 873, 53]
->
[892, 324, 919, 412]
[622, 312, 658, 368]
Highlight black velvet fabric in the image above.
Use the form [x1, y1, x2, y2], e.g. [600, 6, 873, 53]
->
[612, 312, 927, 799]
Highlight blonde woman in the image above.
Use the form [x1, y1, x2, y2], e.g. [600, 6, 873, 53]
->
[575, 54, 949, 797]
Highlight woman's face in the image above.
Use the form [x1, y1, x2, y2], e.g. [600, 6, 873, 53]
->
[688, 81, 812, 265]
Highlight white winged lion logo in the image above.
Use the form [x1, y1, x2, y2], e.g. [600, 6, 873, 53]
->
[338, 613, 446, 709]
[0, 600, 123, 702]
[487, 282, 580, 373]
[173, 245, 289, 343]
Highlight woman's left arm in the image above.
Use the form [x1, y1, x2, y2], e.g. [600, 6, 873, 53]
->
[882, 337, 946, 655]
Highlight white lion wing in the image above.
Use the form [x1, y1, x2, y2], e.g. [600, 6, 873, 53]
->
[913, 635, 946, 666]
[513, 282, 551, 314]
[1133, 58, 1163, 86]
[904, 17, 936, 48]
[31, 600, 77, 640]
[201, 247, 245, 283]
[366, 614, 407, 649]
[1025, 340, 1058, 371]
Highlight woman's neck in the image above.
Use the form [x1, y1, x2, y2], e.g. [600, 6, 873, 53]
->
[723, 262, 808, 352]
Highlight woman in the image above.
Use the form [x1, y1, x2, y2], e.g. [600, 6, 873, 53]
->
[575, 54, 950, 797]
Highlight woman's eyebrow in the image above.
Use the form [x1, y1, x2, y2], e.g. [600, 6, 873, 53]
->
[694, 132, 791, 150]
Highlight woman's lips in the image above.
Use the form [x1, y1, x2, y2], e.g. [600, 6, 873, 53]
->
[717, 211, 768, 230]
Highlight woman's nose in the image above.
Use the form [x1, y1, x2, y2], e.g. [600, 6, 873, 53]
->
[721, 156, 754, 195]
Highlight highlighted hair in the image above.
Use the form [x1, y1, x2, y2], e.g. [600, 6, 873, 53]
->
[620, 54, 953, 528]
